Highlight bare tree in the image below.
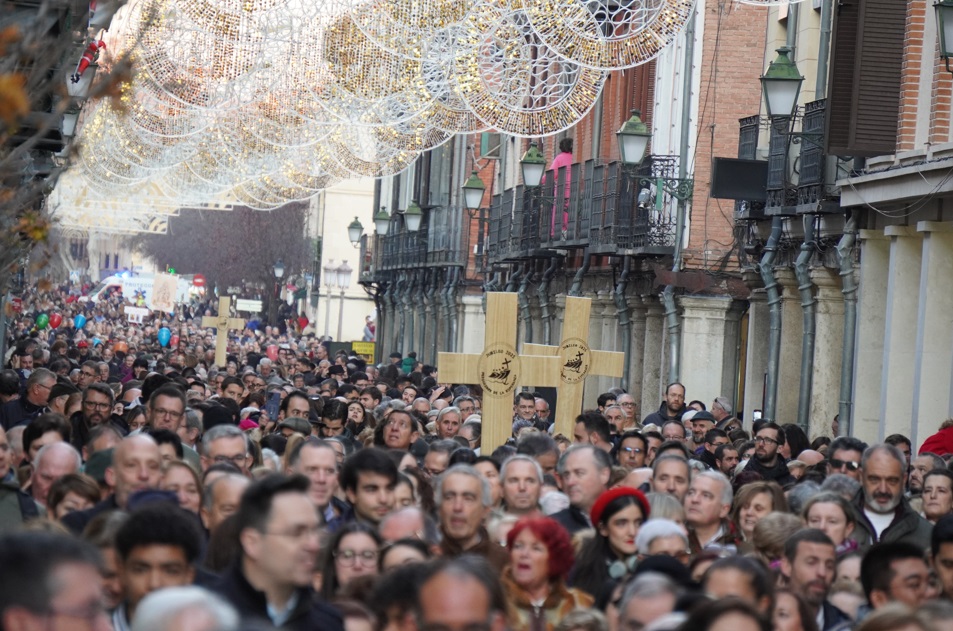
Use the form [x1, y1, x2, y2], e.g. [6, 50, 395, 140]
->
[127, 202, 314, 318]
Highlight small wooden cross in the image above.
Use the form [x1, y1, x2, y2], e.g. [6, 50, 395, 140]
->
[201, 296, 246, 368]
[523, 296, 625, 438]
[438, 293, 562, 451]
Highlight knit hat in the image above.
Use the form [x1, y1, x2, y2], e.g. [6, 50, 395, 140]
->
[590, 487, 650, 527]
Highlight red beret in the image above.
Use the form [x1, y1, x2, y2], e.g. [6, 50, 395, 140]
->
[590, 487, 650, 527]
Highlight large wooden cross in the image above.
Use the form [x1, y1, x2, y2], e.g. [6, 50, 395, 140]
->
[523, 296, 625, 438]
[438, 292, 562, 451]
[201, 296, 246, 368]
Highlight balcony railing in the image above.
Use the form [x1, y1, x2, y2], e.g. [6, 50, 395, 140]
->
[796, 99, 840, 214]
[365, 205, 474, 280]
[486, 157, 680, 263]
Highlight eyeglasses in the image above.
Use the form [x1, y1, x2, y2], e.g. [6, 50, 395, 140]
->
[80, 371, 97, 378]
[423, 467, 446, 477]
[754, 436, 779, 446]
[829, 458, 860, 471]
[620, 447, 643, 454]
[35, 383, 53, 391]
[151, 408, 183, 419]
[83, 401, 111, 410]
[212, 454, 248, 466]
[335, 549, 379, 566]
[620, 402, 636, 407]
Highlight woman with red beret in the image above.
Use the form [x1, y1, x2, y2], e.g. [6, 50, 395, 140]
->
[501, 516, 593, 631]
[570, 487, 650, 599]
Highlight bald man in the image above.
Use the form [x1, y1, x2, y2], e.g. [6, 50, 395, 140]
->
[62, 434, 162, 533]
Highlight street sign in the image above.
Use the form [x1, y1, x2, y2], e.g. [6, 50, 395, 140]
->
[351, 341, 375, 358]
[235, 299, 263, 313]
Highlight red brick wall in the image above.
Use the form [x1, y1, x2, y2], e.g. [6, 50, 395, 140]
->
[931, 37, 953, 145]
[899, 0, 926, 151]
[683, 3, 767, 273]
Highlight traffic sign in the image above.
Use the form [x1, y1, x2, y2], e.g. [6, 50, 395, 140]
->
[235, 299, 263, 313]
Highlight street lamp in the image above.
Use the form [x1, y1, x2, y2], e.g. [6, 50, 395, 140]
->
[404, 201, 424, 232]
[270, 259, 285, 325]
[937, 0, 953, 73]
[374, 206, 391, 235]
[760, 46, 804, 119]
[616, 109, 652, 166]
[462, 171, 487, 210]
[520, 142, 546, 188]
[347, 216, 364, 247]
[336, 260, 353, 342]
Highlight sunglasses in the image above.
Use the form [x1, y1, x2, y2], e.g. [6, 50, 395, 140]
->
[829, 458, 860, 471]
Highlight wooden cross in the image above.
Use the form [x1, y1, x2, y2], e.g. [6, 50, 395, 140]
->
[201, 296, 246, 368]
[523, 296, 625, 438]
[438, 292, 562, 451]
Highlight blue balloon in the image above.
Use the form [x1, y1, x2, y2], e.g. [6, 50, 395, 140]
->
[157, 327, 172, 347]
[92, 338, 102, 346]
[74, 314, 87, 330]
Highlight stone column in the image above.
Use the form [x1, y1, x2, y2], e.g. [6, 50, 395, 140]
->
[776, 268, 803, 423]
[628, 296, 647, 400]
[852, 230, 890, 444]
[810, 268, 844, 440]
[678, 295, 745, 409]
[743, 281, 770, 428]
[880, 226, 923, 440]
[457, 294, 485, 354]
[641, 296, 665, 420]
[913, 222, 953, 447]
[588, 291, 615, 405]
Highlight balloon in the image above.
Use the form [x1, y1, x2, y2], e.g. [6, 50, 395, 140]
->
[74, 314, 87, 330]
[92, 338, 102, 346]
[158, 327, 172, 347]
[170, 334, 180, 347]
[48, 313, 63, 329]
[266, 344, 279, 361]
[36, 314, 49, 329]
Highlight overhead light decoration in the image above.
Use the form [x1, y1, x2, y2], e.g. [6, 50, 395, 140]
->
[68, 0, 701, 216]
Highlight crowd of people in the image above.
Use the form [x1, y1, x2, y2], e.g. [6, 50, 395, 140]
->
[2, 282, 953, 631]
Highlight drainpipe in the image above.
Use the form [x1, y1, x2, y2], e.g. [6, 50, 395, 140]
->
[662, 6, 696, 383]
[537, 256, 561, 344]
[404, 272, 416, 354]
[423, 272, 437, 363]
[759, 217, 784, 422]
[614, 255, 633, 388]
[394, 273, 406, 353]
[569, 250, 592, 296]
[483, 271, 500, 314]
[447, 268, 461, 352]
[816, 0, 833, 97]
[794, 215, 817, 433]
[505, 264, 522, 293]
[836, 215, 857, 436]
[518, 263, 534, 344]
[441, 270, 453, 350]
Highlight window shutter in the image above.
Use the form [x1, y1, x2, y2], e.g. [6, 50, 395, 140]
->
[825, 0, 906, 156]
